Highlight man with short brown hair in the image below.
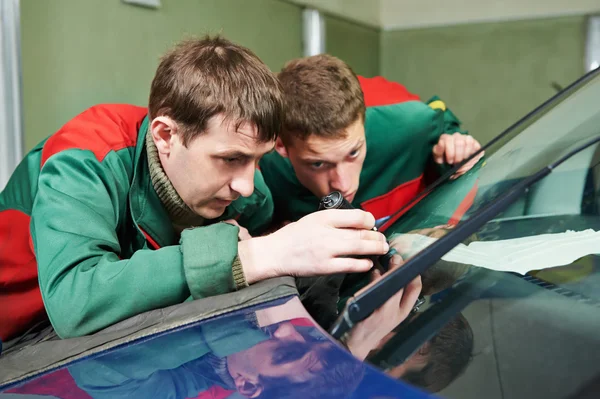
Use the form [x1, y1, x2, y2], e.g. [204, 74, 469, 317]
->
[368, 313, 474, 393]
[260, 54, 483, 227]
[0, 37, 388, 346]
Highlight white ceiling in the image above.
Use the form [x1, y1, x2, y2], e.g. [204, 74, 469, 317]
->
[288, 0, 600, 30]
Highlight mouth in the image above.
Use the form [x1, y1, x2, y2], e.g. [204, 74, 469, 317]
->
[214, 198, 235, 206]
[342, 191, 356, 201]
[304, 353, 321, 372]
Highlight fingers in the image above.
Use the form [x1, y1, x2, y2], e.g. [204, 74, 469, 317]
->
[385, 276, 421, 326]
[370, 268, 382, 282]
[443, 134, 455, 164]
[452, 142, 485, 178]
[222, 219, 252, 240]
[453, 158, 477, 178]
[436, 133, 485, 168]
[237, 227, 252, 241]
[453, 134, 466, 165]
[342, 228, 386, 243]
[311, 209, 389, 256]
[388, 253, 404, 269]
[331, 234, 389, 257]
[399, 276, 422, 313]
[432, 137, 446, 164]
[328, 257, 375, 274]
[316, 209, 376, 230]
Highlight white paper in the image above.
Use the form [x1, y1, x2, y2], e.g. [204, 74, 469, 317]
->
[396, 230, 600, 275]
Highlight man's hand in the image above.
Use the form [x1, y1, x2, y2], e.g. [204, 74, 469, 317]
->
[432, 133, 484, 178]
[222, 219, 252, 241]
[238, 209, 389, 284]
[344, 263, 422, 360]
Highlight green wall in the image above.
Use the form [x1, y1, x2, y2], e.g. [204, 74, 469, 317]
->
[20, 0, 381, 151]
[381, 17, 586, 145]
[20, 2, 586, 151]
[21, 0, 304, 150]
[326, 15, 380, 77]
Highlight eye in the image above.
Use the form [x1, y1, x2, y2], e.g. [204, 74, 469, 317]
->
[349, 149, 360, 158]
[223, 156, 245, 165]
[311, 161, 324, 169]
[272, 343, 310, 365]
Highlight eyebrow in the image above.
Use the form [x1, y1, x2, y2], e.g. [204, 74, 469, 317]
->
[302, 140, 365, 163]
[215, 146, 273, 159]
[215, 150, 253, 159]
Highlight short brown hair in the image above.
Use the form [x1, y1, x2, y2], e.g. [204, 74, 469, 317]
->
[401, 313, 474, 392]
[277, 54, 365, 144]
[149, 36, 283, 145]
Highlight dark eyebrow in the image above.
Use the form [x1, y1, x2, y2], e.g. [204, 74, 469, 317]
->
[302, 158, 327, 164]
[214, 150, 254, 159]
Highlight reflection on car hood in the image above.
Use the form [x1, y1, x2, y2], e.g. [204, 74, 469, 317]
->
[0, 278, 433, 399]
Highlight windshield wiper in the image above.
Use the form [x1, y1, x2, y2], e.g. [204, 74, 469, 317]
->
[330, 135, 600, 339]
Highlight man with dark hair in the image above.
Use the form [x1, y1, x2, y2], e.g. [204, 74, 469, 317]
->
[260, 54, 483, 227]
[67, 313, 365, 399]
[229, 322, 365, 399]
[368, 313, 474, 393]
[0, 37, 389, 345]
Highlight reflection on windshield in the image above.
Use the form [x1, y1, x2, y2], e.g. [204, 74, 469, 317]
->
[384, 70, 600, 259]
[368, 313, 473, 393]
[388, 151, 600, 299]
[387, 228, 473, 296]
[375, 136, 600, 397]
[440, 273, 600, 399]
[353, 70, 600, 397]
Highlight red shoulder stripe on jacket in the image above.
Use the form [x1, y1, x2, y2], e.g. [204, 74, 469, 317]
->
[0, 209, 45, 341]
[41, 104, 148, 166]
[6, 368, 93, 399]
[191, 385, 234, 399]
[360, 174, 427, 223]
[358, 76, 421, 108]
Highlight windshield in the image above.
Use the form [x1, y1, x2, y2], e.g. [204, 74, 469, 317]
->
[361, 68, 600, 397]
[384, 68, 600, 240]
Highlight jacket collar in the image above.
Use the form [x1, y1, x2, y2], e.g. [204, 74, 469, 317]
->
[129, 116, 177, 247]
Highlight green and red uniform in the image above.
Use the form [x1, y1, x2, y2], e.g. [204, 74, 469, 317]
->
[0, 104, 273, 341]
[260, 76, 474, 231]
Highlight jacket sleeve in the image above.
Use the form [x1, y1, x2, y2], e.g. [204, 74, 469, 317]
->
[32, 150, 239, 338]
[69, 357, 213, 399]
[358, 75, 466, 135]
[67, 317, 267, 399]
[426, 95, 468, 135]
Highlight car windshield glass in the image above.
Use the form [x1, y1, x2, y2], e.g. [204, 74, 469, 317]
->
[362, 69, 600, 397]
[384, 68, 600, 243]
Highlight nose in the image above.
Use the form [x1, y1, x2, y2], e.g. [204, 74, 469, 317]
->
[329, 165, 352, 194]
[230, 163, 255, 198]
